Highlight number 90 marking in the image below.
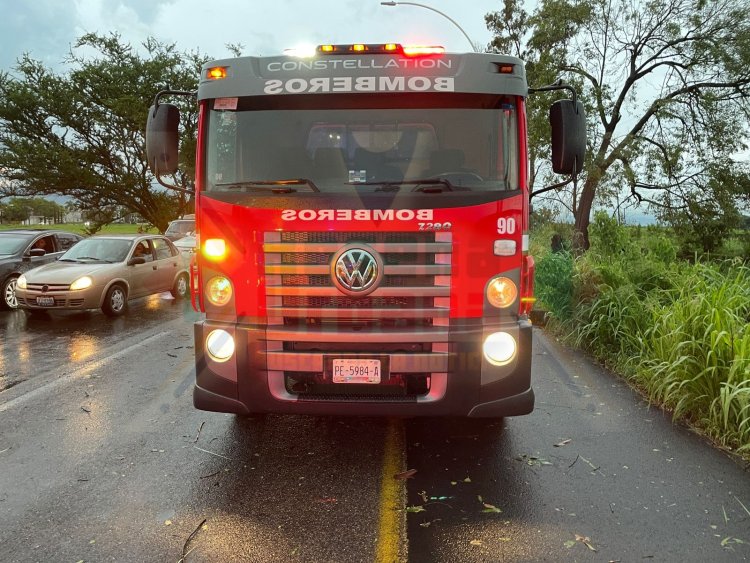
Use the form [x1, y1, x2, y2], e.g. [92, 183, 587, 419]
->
[497, 217, 516, 234]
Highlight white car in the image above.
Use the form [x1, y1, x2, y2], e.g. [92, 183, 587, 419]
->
[173, 233, 197, 255]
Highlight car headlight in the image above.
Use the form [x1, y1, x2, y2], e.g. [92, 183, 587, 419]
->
[70, 276, 93, 291]
[486, 276, 518, 308]
[206, 329, 235, 362]
[483, 332, 517, 366]
[206, 276, 232, 306]
[16, 275, 27, 290]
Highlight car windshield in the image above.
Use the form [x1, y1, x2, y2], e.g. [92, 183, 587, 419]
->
[166, 221, 194, 235]
[205, 93, 519, 194]
[0, 235, 31, 255]
[61, 239, 133, 263]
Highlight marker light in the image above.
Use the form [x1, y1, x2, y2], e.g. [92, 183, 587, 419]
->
[206, 276, 232, 307]
[483, 332, 517, 366]
[486, 276, 518, 308]
[203, 238, 227, 261]
[402, 45, 445, 56]
[206, 66, 227, 80]
[70, 276, 93, 291]
[319, 44, 336, 53]
[496, 64, 515, 74]
[206, 329, 235, 362]
[352, 44, 367, 52]
[16, 275, 27, 290]
[384, 43, 398, 51]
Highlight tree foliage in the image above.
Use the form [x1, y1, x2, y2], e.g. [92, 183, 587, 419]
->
[486, 0, 750, 250]
[0, 197, 65, 223]
[0, 33, 206, 232]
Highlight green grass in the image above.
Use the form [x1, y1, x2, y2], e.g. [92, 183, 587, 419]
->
[532, 214, 750, 458]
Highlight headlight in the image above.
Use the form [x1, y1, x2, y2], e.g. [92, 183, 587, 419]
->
[206, 329, 235, 362]
[16, 275, 27, 290]
[486, 276, 518, 308]
[206, 276, 232, 306]
[483, 332, 517, 366]
[70, 276, 93, 291]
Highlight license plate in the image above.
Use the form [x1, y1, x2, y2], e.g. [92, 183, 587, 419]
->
[331, 359, 381, 384]
[36, 296, 55, 307]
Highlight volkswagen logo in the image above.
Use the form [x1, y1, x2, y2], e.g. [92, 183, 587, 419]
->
[330, 244, 384, 296]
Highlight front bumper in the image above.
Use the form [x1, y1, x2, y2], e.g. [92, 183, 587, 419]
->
[193, 319, 533, 418]
[16, 286, 104, 311]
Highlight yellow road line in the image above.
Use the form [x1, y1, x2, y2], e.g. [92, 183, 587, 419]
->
[376, 418, 406, 563]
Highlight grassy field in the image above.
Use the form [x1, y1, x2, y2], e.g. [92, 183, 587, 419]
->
[0, 223, 159, 235]
[532, 213, 750, 459]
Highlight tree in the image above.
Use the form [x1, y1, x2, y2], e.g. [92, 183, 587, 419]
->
[486, 0, 750, 250]
[0, 33, 206, 232]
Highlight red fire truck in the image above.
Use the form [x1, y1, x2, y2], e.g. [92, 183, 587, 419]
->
[146, 43, 585, 417]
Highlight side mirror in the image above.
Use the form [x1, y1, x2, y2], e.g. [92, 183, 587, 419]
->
[29, 248, 46, 257]
[550, 99, 586, 175]
[128, 256, 146, 266]
[146, 103, 180, 175]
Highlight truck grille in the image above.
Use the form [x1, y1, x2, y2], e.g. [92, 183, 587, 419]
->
[262, 230, 451, 401]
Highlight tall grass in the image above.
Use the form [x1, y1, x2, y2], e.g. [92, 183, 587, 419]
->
[533, 213, 750, 455]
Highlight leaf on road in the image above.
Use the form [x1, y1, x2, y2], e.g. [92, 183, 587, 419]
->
[482, 503, 502, 513]
[721, 536, 745, 548]
[574, 534, 598, 552]
[406, 505, 426, 513]
[463, 476, 472, 483]
[564, 540, 577, 549]
[394, 469, 417, 480]
[470, 539, 483, 546]
[515, 454, 553, 467]
[554, 439, 572, 447]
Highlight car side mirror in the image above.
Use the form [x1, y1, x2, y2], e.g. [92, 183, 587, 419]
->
[550, 99, 586, 175]
[128, 256, 146, 266]
[146, 103, 180, 176]
[29, 248, 46, 257]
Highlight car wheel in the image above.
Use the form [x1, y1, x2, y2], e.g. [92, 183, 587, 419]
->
[171, 273, 189, 299]
[1, 275, 19, 310]
[102, 284, 128, 317]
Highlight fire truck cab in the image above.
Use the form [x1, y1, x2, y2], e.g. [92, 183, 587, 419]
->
[146, 43, 585, 418]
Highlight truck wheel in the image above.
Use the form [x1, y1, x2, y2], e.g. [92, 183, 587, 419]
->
[171, 273, 189, 299]
[1, 275, 19, 310]
[102, 284, 128, 317]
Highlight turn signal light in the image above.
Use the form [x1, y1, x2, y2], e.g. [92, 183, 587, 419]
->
[203, 238, 227, 261]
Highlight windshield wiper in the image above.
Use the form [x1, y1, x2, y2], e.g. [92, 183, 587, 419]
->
[350, 178, 463, 193]
[215, 179, 320, 193]
[58, 258, 79, 262]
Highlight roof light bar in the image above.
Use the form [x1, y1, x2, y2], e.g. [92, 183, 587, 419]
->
[313, 43, 445, 56]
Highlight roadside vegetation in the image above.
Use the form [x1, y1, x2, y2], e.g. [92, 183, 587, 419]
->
[533, 212, 750, 457]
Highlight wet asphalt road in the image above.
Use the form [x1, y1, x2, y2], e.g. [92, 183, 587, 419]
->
[0, 296, 748, 562]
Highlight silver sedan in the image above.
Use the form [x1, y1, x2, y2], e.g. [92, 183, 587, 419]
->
[15, 234, 189, 316]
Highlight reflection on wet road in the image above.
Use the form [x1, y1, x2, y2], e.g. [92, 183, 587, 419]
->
[0, 294, 199, 391]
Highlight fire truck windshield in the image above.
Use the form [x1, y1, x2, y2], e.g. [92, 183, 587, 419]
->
[204, 96, 518, 194]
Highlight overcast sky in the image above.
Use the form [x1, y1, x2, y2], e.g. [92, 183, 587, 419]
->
[0, 0, 508, 72]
